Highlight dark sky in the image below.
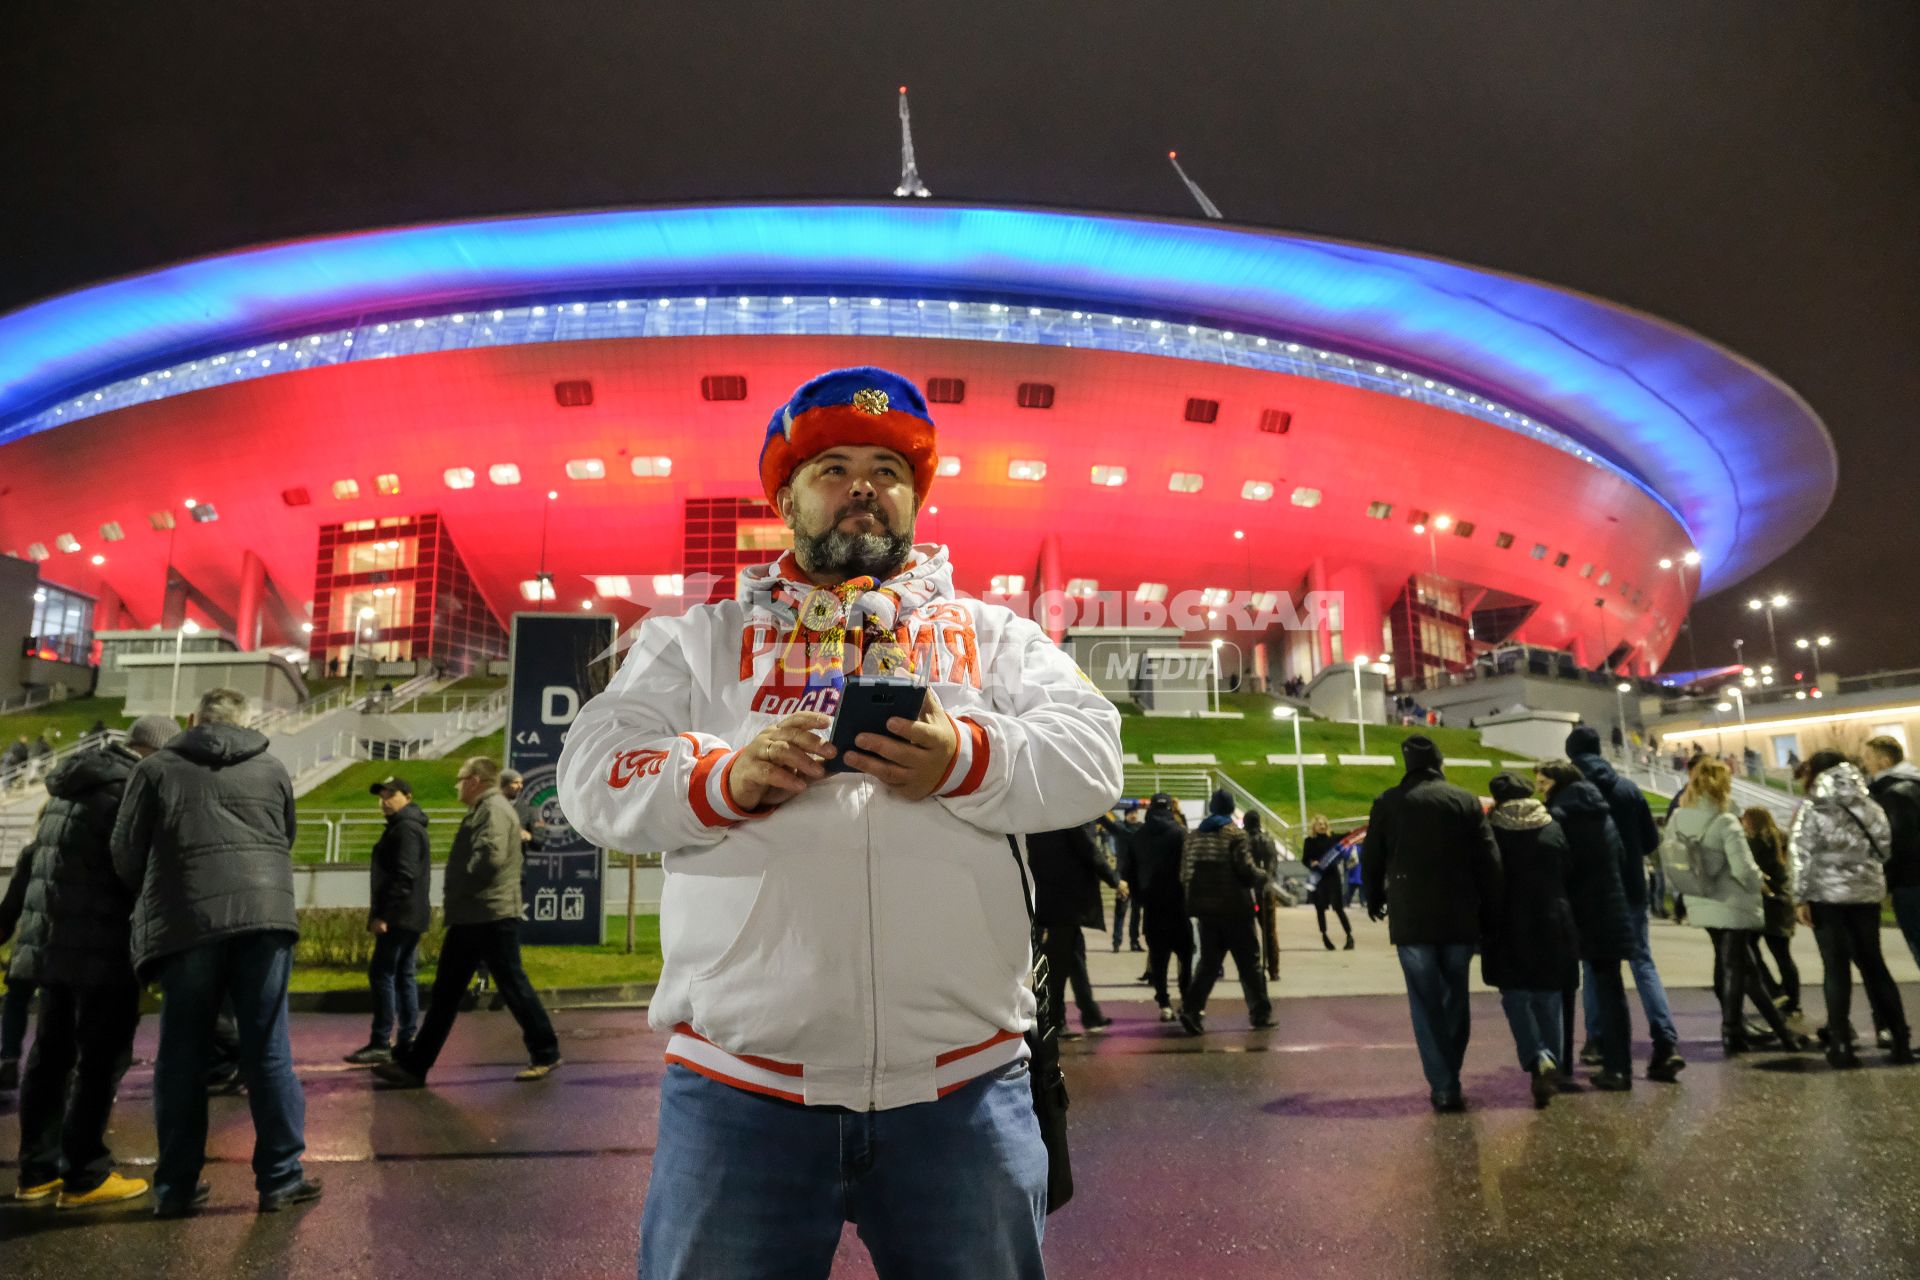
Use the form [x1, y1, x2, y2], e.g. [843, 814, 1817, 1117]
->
[4, 1, 1915, 673]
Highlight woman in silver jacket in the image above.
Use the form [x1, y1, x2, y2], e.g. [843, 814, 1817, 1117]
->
[1789, 751, 1910, 1068]
[1669, 759, 1808, 1054]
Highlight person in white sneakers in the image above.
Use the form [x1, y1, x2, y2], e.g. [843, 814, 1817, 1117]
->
[557, 366, 1122, 1279]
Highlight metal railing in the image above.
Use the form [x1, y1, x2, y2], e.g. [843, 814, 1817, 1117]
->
[0, 729, 128, 813]
[0, 686, 54, 715]
[294, 809, 467, 862]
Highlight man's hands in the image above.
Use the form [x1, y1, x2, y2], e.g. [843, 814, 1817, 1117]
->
[369, 918, 388, 935]
[842, 686, 960, 802]
[725, 712, 837, 813]
[1796, 903, 1812, 928]
[1117, 880, 1131, 900]
[1367, 901, 1387, 923]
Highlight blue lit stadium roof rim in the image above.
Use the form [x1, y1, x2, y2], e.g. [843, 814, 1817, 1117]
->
[0, 201, 1835, 593]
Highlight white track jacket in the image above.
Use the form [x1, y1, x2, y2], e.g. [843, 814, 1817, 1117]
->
[556, 546, 1124, 1110]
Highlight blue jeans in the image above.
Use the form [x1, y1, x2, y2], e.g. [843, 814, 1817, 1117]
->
[368, 927, 421, 1047]
[0, 977, 33, 1062]
[640, 1061, 1047, 1279]
[153, 932, 307, 1200]
[1583, 911, 1677, 1047]
[1499, 989, 1562, 1071]
[1890, 886, 1920, 971]
[1396, 944, 1475, 1097]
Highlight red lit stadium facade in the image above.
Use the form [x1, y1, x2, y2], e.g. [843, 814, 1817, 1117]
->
[0, 203, 1835, 694]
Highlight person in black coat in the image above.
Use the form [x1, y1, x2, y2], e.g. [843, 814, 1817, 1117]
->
[1537, 760, 1640, 1092]
[345, 776, 434, 1065]
[1302, 816, 1354, 951]
[1129, 795, 1194, 1022]
[1027, 825, 1124, 1035]
[1177, 791, 1274, 1034]
[1481, 773, 1580, 1109]
[1097, 810, 1145, 953]
[111, 689, 318, 1216]
[6, 714, 176, 1207]
[1565, 727, 1682, 1080]
[1361, 736, 1502, 1111]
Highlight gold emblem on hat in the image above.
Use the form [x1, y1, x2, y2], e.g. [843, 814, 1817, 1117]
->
[852, 388, 890, 417]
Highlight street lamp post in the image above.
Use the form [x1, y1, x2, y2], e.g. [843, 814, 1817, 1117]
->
[1614, 680, 1633, 755]
[1351, 656, 1371, 754]
[1747, 592, 1789, 667]
[167, 618, 202, 719]
[1272, 705, 1308, 830]
[1726, 685, 1750, 769]
[349, 605, 376, 707]
[1208, 638, 1224, 715]
[1657, 551, 1702, 674]
[1713, 701, 1730, 757]
[1794, 634, 1833, 687]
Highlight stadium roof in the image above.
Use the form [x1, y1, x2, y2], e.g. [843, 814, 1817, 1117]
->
[0, 201, 1834, 593]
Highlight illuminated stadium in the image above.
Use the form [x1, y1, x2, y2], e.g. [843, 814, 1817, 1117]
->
[0, 202, 1835, 692]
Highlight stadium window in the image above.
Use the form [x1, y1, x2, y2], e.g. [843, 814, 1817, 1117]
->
[701, 375, 748, 401]
[281, 487, 310, 507]
[1251, 591, 1281, 611]
[630, 456, 673, 478]
[1530, 543, 1548, 559]
[1241, 480, 1274, 501]
[518, 579, 556, 602]
[332, 479, 360, 501]
[1580, 563, 1594, 578]
[936, 457, 962, 477]
[989, 574, 1026, 595]
[55, 534, 80, 553]
[26, 543, 49, 561]
[488, 464, 521, 486]
[1257, 409, 1293, 435]
[1366, 501, 1393, 520]
[652, 574, 685, 598]
[1495, 532, 1515, 549]
[375, 474, 402, 496]
[1291, 487, 1322, 508]
[149, 510, 176, 531]
[553, 379, 595, 407]
[1406, 508, 1429, 526]
[925, 377, 966, 404]
[1199, 587, 1231, 607]
[1015, 382, 1055, 409]
[1168, 472, 1204, 493]
[1598, 570, 1612, 586]
[1090, 465, 1128, 487]
[1007, 459, 1047, 482]
[1065, 578, 1099, 598]
[443, 467, 476, 490]
[1184, 397, 1220, 424]
[100, 521, 125, 542]
[592, 576, 631, 598]
[1554, 552, 1570, 568]
[1453, 521, 1475, 538]
[1135, 582, 1168, 603]
[565, 458, 606, 480]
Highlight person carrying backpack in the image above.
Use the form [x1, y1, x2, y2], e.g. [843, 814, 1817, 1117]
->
[1663, 760, 1811, 1055]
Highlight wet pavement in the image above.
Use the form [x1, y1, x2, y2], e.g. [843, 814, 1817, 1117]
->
[6, 963, 1920, 1280]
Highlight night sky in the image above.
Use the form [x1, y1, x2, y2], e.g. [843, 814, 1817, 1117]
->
[3, 2, 1914, 674]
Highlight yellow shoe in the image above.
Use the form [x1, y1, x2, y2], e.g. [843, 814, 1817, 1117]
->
[56, 1172, 151, 1209]
[14, 1177, 61, 1202]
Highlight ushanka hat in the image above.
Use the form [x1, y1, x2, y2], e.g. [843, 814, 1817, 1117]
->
[758, 366, 938, 505]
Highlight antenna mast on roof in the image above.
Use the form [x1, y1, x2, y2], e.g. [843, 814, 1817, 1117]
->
[1167, 151, 1222, 219]
[894, 86, 931, 197]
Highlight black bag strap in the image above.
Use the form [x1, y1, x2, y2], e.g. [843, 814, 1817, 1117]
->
[1836, 802, 1889, 863]
[1006, 833, 1050, 1006]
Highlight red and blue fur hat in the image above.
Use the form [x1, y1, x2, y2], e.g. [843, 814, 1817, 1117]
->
[759, 366, 939, 505]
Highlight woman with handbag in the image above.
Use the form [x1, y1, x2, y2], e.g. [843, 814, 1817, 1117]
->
[1790, 751, 1911, 1068]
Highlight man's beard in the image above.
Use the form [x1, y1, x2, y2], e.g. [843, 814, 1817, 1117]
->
[795, 504, 914, 582]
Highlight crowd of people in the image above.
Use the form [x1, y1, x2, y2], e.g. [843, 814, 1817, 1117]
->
[1360, 725, 1920, 1111]
[0, 688, 558, 1217]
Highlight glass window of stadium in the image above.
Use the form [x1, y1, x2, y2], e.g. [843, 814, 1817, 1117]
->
[28, 581, 96, 665]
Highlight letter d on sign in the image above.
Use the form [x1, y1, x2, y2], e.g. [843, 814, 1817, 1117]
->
[541, 686, 581, 725]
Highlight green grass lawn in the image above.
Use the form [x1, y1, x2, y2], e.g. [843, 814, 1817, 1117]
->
[1120, 691, 1526, 823]
[0, 695, 140, 755]
[298, 729, 505, 812]
[286, 914, 662, 992]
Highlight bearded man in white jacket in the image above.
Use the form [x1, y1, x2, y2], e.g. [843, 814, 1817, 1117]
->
[557, 366, 1123, 1280]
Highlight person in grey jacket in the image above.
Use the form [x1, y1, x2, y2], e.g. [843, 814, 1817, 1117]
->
[1789, 751, 1909, 1068]
[111, 689, 319, 1217]
[375, 756, 560, 1088]
[1666, 759, 1808, 1055]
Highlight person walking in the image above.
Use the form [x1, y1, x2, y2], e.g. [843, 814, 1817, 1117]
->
[1536, 760, 1638, 1092]
[112, 689, 318, 1217]
[1302, 816, 1354, 951]
[0, 840, 39, 1094]
[1741, 806, 1801, 1018]
[1565, 727, 1684, 1082]
[1481, 773, 1579, 1108]
[1027, 825, 1122, 1036]
[1362, 737, 1503, 1111]
[1863, 735, 1920, 969]
[343, 776, 432, 1066]
[3, 734, 28, 792]
[553, 367, 1123, 1277]
[1789, 751, 1909, 1068]
[374, 757, 561, 1088]
[1178, 791, 1275, 1035]
[1132, 793, 1196, 1022]
[1100, 809, 1145, 953]
[5, 716, 176, 1208]
[1243, 810, 1284, 980]
[1664, 759, 1810, 1055]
